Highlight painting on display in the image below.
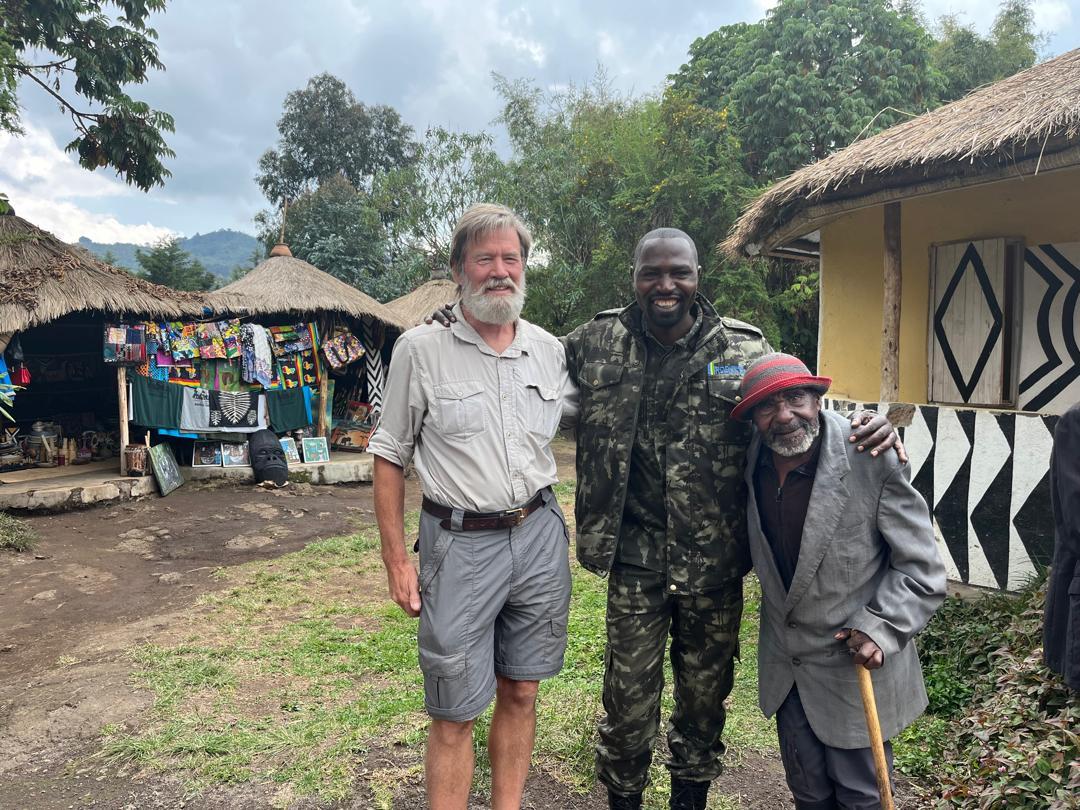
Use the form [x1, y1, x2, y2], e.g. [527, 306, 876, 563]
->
[280, 437, 301, 464]
[301, 436, 330, 464]
[221, 441, 251, 467]
[193, 441, 222, 467]
[148, 443, 184, 496]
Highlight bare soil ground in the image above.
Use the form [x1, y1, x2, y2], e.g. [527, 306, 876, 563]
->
[0, 443, 802, 809]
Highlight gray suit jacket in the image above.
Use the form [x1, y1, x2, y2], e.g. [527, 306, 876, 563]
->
[745, 408, 946, 748]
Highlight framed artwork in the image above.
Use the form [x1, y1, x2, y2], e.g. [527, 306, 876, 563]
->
[221, 441, 251, 467]
[301, 436, 330, 464]
[280, 437, 301, 464]
[148, 443, 184, 496]
[193, 441, 223, 467]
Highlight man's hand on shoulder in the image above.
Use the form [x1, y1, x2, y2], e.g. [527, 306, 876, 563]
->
[385, 557, 421, 618]
[425, 303, 457, 327]
[835, 628, 884, 669]
[848, 410, 908, 463]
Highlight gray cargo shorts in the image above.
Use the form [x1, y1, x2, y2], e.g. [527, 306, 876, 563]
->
[416, 488, 572, 722]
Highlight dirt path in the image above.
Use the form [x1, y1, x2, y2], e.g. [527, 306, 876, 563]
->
[0, 441, 797, 809]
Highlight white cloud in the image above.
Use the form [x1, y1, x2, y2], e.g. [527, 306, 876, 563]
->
[0, 122, 177, 244]
[1033, 0, 1072, 32]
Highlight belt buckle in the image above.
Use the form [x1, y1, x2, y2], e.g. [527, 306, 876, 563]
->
[506, 506, 527, 527]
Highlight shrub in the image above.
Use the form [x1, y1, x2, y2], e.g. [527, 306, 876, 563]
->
[909, 580, 1080, 808]
[0, 512, 36, 551]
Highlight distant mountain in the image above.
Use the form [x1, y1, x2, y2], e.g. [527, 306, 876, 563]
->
[78, 230, 262, 279]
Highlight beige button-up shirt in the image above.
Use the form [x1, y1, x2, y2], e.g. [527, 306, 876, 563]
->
[368, 303, 577, 513]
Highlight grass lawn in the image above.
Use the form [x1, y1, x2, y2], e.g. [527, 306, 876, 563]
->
[102, 479, 778, 808]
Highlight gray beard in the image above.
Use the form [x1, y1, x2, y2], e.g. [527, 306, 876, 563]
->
[764, 415, 821, 457]
[461, 274, 526, 325]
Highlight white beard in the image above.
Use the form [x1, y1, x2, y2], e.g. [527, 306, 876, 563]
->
[460, 274, 526, 325]
[763, 415, 821, 457]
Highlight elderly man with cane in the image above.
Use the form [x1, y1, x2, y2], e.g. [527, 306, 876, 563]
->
[736, 353, 946, 810]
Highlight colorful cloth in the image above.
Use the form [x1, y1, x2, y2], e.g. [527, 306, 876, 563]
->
[277, 349, 319, 389]
[168, 364, 201, 387]
[197, 322, 227, 359]
[169, 322, 198, 361]
[240, 324, 274, 388]
[220, 319, 241, 359]
[180, 387, 267, 433]
[209, 390, 260, 428]
[103, 323, 147, 364]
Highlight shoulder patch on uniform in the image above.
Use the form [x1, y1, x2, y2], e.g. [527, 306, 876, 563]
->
[720, 316, 764, 336]
[593, 308, 622, 320]
[707, 361, 744, 377]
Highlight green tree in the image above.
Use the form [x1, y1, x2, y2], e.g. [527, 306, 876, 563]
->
[373, 126, 505, 275]
[672, 0, 939, 180]
[930, 1, 1044, 102]
[255, 174, 413, 300]
[135, 239, 216, 291]
[0, 0, 174, 191]
[256, 73, 418, 205]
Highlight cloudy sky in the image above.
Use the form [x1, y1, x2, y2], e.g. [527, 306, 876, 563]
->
[0, 0, 1075, 244]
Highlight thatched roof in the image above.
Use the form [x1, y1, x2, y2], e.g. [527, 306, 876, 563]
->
[0, 211, 206, 333]
[207, 245, 409, 329]
[387, 277, 459, 326]
[725, 48, 1080, 257]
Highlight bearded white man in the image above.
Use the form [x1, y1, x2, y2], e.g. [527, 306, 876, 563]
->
[367, 203, 578, 810]
[733, 353, 946, 810]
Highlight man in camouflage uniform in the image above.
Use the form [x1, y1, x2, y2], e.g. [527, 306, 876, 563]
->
[563, 227, 769, 810]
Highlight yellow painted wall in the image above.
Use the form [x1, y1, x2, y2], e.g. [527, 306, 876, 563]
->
[818, 167, 1080, 403]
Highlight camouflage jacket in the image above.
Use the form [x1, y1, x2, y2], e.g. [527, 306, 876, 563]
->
[562, 297, 772, 593]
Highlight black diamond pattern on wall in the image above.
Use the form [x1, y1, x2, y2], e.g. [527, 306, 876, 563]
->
[935, 410, 976, 582]
[933, 242, 1004, 402]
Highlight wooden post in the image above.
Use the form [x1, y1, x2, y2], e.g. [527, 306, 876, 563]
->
[318, 360, 330, 439]
[880, 202, 902, 403]
[117, 366, 129, 475]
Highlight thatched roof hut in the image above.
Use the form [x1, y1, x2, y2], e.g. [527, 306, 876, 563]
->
[0, 209, 206, 333]
[724, 48, 1080, 258]
[386, 269, 458, 326]
[207, 244, 409, 328]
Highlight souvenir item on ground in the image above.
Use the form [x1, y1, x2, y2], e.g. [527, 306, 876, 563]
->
[301, 436, 330, 464]
[221, 441, 250, 467]
[250, 429, 288, 486]
[193, 441, 222, 467]
[279, 436, 301, 464]
[148, 443, 184, 496]
[322, 331, 365, 370]
[103, 323, 147, 364]
[123, 443, 150, 476]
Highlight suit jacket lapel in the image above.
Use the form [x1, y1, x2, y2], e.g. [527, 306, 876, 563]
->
[784, 414, 851, 613]
[744, 430, 787, 599]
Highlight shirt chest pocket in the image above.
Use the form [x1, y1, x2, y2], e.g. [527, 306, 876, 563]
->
[433, 380, 486, 441]
[699, 375, 751, 446]
[522, 381, 560, 441]
[579, 362, 625, 425]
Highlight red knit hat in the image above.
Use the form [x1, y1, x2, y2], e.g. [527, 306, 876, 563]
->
[730, 353, 831, 421]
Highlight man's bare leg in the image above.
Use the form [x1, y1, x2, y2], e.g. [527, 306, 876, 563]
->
[489, 676, 539, 810]
[427, 718, 475, 809]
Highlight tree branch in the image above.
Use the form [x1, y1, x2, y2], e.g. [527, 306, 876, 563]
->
[16, 68, 99, 131]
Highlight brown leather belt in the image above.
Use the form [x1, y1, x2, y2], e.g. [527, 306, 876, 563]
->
[422, 491, 546, 531]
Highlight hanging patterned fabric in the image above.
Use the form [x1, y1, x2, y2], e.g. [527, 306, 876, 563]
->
[363, 317, 385, 413]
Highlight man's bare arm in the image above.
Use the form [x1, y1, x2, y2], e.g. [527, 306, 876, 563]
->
[373, 455, 420, 618]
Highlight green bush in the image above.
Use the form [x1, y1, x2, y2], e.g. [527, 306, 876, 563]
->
[908, 580, 1080, 808]
[0, 512, 36, 551]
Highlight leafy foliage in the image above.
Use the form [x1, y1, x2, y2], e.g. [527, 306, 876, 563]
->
[930, 1, 1043, 102]
[256, 73, 418, 205]
[0, 0, 175, 191]
[0, 512, 36, 552]
[671, 0, 939, 181]
[134, 238, 217, 291]
[895, 579, 1080, 808]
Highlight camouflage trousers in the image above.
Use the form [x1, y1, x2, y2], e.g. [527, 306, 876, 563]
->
[595, 566, 743, 795]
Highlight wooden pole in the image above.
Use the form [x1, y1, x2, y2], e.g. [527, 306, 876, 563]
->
[880, 202, 902, 403]
[318, 361, 330, 439]
[856, 665, 895, 810]
[117, 366, 129, 475]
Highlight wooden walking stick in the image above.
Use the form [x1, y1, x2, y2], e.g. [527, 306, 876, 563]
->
[856, 664, 895, 810]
